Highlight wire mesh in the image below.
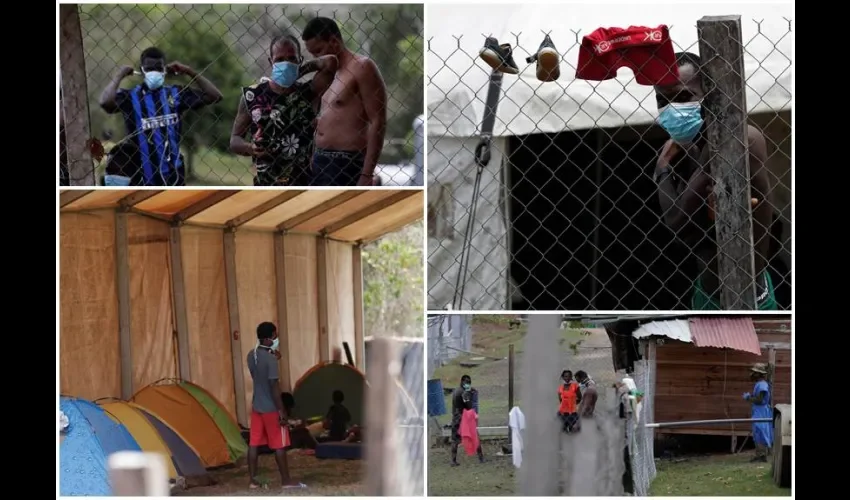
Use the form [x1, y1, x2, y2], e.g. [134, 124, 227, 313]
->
[59, 3, 424, 186]
[427, 16, 793, 311]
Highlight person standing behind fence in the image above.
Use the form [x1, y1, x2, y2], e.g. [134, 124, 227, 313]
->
[450, 375, 485, 465]
[575, 370, 598, 418]
[230, 35, 338, 186]
[557, 370, 581, 433]
[98, 47, 222, 186]
[302, 17, 388, 186]
[743, 363, 773, 462]
[653, 51, 776, 310]
[246, 322, 304, 490]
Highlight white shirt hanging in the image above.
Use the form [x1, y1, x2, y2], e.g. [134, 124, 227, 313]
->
[508, 406, 526, 469]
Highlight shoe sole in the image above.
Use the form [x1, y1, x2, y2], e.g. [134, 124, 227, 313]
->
[536, 47, 560, 82]
[479, 47, 519, 74]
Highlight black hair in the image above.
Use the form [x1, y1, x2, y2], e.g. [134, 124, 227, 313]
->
[674, 51, 702, 76]
[270, 34, 303, 61]
[140, 47, 165, 64]
[257, 321, 277, 340]
[561, 370, 572, 377]
[460, 374, 471, 383]
[281, 392, 295, 412]
[105, 139, 139, 177]
[575, 370, 587, 380]
[302, 17, 343, 41]
[332, 390, 344, 403]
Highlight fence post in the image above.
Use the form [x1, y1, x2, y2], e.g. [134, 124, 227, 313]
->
[767, 346, 776, 396]
[696, 15, 757, 310]
[508, 342, 515, 446]
[108, 451, 169, 496]
[364, 337, 400, 495]
[59, 4, 95, 186]
[223, 229, 247, 426]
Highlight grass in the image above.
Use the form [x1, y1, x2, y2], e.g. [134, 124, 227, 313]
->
[650, 452, 790, 496]
[174, 451, 364, 496]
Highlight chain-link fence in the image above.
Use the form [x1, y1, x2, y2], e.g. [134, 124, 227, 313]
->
[59, 3, 423, 186]
[427, 8, 793, 311]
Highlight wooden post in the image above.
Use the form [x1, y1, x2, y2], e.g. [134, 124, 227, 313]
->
[115, 211, 133, 399]
[274, 232, 291, 391]
[316, 237, 330, 362]
[223, 229, 247, 426]
[59, 4, 95, 186]
[508, 343, 515, 445]
[364, 337, 400, 495]
[697, 15, 757, 310]
[169, 225, 192, 381]
[352, 244, 365, 370]
[767, 346, 776, 395]
[108, 451, 169, 496]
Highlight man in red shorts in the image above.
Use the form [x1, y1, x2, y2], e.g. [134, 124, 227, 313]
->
[246, 322, 303, 489]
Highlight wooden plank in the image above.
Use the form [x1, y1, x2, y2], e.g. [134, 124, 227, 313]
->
[316, 237, 330, 362]
[273, 232, 291, 391]
[227, 190, 305, 229]
[59, 4, 95, 186]
[119, 190, 164, 208]
[223, 230, 247, 426]
[169, 225, 192, 381]
[364, 338, 399, 495]
[115, 212, 133, 399]
[321, 191, 419, 235]
[697, 15, 756, 309]
[60, 190, 92, 208]
[173, 191, 238, 223]
[276, 191, 365, 231]
[352, 245, 365, 370]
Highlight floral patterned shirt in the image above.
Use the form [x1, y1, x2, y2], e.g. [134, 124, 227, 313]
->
[243, 81, 316, 186]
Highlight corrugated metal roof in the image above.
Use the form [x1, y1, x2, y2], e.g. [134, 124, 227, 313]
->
[689, 317, 761, 355]
[632, 320, 692, 342]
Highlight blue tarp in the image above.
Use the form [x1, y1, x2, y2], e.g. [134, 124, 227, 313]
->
[59, 397, 141, 496]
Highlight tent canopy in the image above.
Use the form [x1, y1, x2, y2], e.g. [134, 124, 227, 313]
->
[292, 363, 366, 426]
[427, 3, 794, 137]
[59, 397, 141, 496]
[60, 189, 424, 244]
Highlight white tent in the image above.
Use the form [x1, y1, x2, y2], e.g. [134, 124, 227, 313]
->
[427, 3, 794, 309]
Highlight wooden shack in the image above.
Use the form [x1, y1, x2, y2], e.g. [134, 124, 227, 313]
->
[608, 315, 791, 442]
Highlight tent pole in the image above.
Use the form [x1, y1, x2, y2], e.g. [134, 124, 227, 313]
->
[115, 211, 133, 399]
[169, 224, 192, 381]
[274, 231, 292, 391]
[316, 236, 330, 362]
[223, 229, 247, 426]
[352, 243, 365, 370]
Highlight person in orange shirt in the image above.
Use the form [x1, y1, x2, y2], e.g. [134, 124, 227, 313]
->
[557, 370, 582, 433]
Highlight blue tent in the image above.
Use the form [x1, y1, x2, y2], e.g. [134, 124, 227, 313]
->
[59, 397, 141, 496]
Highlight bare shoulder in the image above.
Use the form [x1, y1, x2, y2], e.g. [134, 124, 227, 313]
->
[352, 54, 382, 76]
[746, 123, 767, 147]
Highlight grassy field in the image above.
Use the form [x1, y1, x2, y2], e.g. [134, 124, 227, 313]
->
[175, 451, 364, 496]
[427, 316, 791, 497]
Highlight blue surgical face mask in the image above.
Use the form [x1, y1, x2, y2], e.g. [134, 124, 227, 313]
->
[270, 338, 280, 351]
[462, 383, 471, 391]
[144, 70, 165, 90]
[104, 174, 131, 186]
[271, 61, 299, 88]
[657, 101, 703, 144]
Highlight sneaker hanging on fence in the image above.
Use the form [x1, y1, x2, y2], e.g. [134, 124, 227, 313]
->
[479, 37, 520, 74]
[527, 34, 560, 82]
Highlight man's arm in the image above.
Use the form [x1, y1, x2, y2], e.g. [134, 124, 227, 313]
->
[747, 125, 772, 278]
[747, 389, 767, 405]
[230, 96, 254, 156]
[302, 55, 338, 99]
[357, 59, 388, 184]
[168, 62, 223, 105]
[99, 66, 134, 113]
[267, 357, 286, 418]
[655, 141, 711, 235]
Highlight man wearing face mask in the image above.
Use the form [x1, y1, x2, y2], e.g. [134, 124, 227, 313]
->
[653, 51, 776, 310]
[246, 322, 302, 489]
[449, 375, 485, 466]
[230, 35, 338, 186]
[99, 47, 222, 186]
[302, 17, 388, 186]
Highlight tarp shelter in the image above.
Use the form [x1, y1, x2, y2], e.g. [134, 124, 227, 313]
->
[427, 4, 794, 310]
[98, 400, 208, 481]
[59, 397, 140, 496]
[292, 363, 366, 425]
[59, 189, 424, 429]
[131, 381, 246, 468]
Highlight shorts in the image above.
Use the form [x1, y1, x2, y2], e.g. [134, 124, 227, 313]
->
[310, 148, 366, 186]
[559, 412, 579, 432]
[692, 271, 778, 310]
[249, 410, 290, 450]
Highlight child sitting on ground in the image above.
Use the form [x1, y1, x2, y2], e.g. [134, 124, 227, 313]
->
[325, 390, 352, 441]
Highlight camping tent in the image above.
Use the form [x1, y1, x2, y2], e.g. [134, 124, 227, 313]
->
[427, 4, 794, 309]
[292, 363, 366, 426]
[131, 381, 247, 468]
[98, 400, 208, 481]
[59, 397, 141, 496]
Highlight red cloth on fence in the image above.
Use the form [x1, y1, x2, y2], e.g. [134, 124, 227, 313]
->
[460, 408, 479, 456]
[575, 25, 679, 86]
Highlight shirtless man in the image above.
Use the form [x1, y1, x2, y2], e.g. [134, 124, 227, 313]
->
[301, 17, 388, 186]
[654, 51, 777, 310]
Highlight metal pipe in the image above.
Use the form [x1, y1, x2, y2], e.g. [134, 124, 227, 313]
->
[645, 417, 772, 429]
